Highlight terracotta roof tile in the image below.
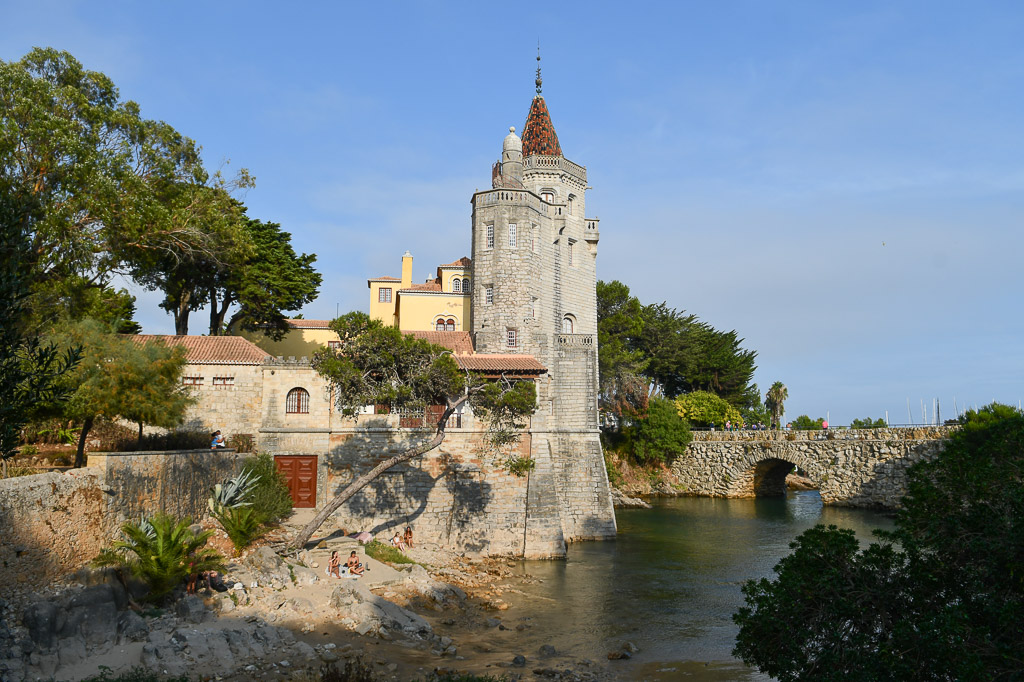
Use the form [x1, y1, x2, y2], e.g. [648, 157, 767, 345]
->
[405, 331, 475, 354]
[522, 96, 562, 157]
[129, 335, 270, 365]
[369, 276, 400, 281]
[404, 282, 442, 292]
[455, 354, 547, 374]
[285, 319, 333, 329]
[439, 257, 472, 269]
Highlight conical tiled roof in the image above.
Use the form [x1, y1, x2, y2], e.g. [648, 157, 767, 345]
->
[522, 96, 562, 157]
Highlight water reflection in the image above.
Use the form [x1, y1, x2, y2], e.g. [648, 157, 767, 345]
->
[502, 492, 894, 680]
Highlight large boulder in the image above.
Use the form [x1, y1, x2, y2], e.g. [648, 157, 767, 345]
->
[330, 582, 432, 637]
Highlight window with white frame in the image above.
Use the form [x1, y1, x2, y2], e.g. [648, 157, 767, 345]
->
[435, 319, 445, 331]
[378, 287, 392, 303]
[562, 316, 575, 334]
[486, 224, 494, 248]
[182, 376, 203, 386]
[286, 387, 310, 414]
[445, 319, 455, 331]
[485, 286, 493, 304]
[541, 190, 555, 203]
[212, 376, 234, 387]
[452, 278, 461, 293]
[508, 223, 517, 248]
[507, 328, 518, 348]
[461, 277, 469, 291]
[328, 340, 341, 351]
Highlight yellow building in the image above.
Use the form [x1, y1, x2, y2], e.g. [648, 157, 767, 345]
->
[369, 251, 471, 331]
[241, 252, 473, 359]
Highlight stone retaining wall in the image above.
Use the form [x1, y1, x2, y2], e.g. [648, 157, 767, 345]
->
[0, 450, 246, 589]
[672, 427, 954, 508]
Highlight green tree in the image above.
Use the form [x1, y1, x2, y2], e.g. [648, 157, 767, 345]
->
[1, 48, 250, 331]
[850, 417, 886, 429]
[286, 312, 538, 550]
[764, 381, 789, 429]
[675, 390, 744, 428]
[740, 382, 772, 427]
[208, 218, 322, 338]
[48, 320, 194, 466]
[596, 280, 649, 420]
[636, 303, 757, 405]
[733, 403, 1024, 680]
[0, 193, 80, 476]
[624, 396, 692, 464]
[93, 514, 225, 602]
[790, 415, 823, 430]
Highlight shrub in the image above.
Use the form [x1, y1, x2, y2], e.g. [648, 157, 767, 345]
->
[229, 432, 255, 453]
[240, 453, 293, 524]
[93, 513, 225, 601]
[625, 396, 692, 465]
[850, 417, 887, 429]
[675, 390, 743, 428]
[215, 506, 266, 554]
[3, 465, 40, 478]
[790, 415, 824, 430]
[364, 540, 416, 565]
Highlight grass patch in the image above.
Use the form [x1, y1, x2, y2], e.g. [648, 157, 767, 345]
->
[80, 666, 189, 682]
[364, 540, 416, 565]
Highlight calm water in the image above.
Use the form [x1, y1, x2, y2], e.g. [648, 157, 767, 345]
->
[502, 492, 894, 680]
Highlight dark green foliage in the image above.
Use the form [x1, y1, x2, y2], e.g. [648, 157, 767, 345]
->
[675, 390, 743, 428]
[789, 415, 823, 430]
[596, 280, 649, 418]
[849, 417, 887, 429]
[763, 381, 788, 429]
[240, 452, 293, 524]
[93, 513, 225, 602]
[595, 280, 758, 422]
[214, 506, 265, 554]
[119, 430, 211, 452]
[625, 397, 692, 465]
[0, 191, 81, 475]
[733, 403, 1024, 681]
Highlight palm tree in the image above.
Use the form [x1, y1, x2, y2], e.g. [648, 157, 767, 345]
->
[94, 513, 225, 601]
[765, 381, 789, 429]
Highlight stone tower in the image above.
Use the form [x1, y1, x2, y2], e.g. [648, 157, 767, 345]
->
[470, 62, 616, 556]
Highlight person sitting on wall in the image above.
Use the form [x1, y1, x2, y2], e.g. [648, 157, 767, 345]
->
[391, 532, 407, 552]
[211, 430, 227, 449]
[403, 526, 414, 549]
[346, 551, 364, 576]
[327, 550, 342, 578]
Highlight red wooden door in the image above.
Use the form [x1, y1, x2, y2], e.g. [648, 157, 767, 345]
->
[274, 455, 317, 508]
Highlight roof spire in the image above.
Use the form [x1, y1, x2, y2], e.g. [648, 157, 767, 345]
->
[535, 42, 543, 96]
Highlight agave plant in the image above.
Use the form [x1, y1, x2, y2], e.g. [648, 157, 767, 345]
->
[208, 468, 261, 515]
[93, 513, 226, 601]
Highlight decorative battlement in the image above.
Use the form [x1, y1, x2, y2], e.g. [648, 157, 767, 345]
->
[557, 334, 596, 346]
[474, 188, 547, 213]
[523, 155, 586, 182]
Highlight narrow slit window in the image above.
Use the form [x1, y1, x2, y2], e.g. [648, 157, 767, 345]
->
[508, 223, 517, 248]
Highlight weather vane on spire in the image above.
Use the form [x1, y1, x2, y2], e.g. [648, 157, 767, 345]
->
[535, 42, 543, 95]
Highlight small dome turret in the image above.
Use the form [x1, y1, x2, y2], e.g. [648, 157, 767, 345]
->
[503, 126, 522, 153]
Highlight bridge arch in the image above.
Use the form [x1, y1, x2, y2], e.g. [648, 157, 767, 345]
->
[720, 447, 824, 498]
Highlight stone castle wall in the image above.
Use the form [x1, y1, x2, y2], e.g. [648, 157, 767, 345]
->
[0, 450, 246, 589]
[672, 427, 954, 508]
[178, 363, 264, 438]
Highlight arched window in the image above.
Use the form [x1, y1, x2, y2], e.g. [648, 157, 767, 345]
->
[286, 388, 309, 414]
[562, 316, 574, 334]
[452, 278, 461, 293]
[446, 319, 455, 332]
[436, 319, 445, 331]
[461, 277, 469, 292]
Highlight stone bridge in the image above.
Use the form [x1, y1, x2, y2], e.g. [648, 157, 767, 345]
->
[670, 427, 954, 509]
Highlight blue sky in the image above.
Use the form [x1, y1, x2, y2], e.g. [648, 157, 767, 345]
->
[4, 1, 1023, 425]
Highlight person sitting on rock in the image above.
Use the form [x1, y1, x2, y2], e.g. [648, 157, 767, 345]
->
[327, 550, 342, 579]
[391, 531, 407, 552]
[403, 526, 414, 549]
[346, 551, 364, 576]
